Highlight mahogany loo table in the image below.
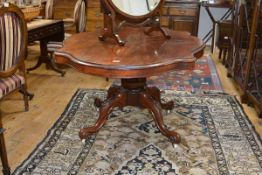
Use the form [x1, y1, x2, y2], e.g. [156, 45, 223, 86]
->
[55, 27, 205, 144]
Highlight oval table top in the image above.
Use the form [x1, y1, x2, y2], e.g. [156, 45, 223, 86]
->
[55, 27, 205, 78]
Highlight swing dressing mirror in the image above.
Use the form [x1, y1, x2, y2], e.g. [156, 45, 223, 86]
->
[99, 0, 170, 46]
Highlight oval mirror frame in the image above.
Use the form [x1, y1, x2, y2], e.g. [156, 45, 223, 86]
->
[99, 0, 170, 46]
[109, 0, 162, 21]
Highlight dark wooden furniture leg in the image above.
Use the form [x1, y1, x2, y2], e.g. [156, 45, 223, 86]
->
[79, 78, 181, 144]
[79, 88, 126, 139]
[18, 89, 34, 101]
[27, 39, 65, 77]
[0, 115, 10, 175]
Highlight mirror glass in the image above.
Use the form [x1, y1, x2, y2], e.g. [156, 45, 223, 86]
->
[111, 0, 160, 16]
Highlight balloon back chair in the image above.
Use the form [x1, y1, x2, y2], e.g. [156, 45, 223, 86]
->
[44, 0, 54, 19]
[0, 3, 33, 110]
[46, 0, 87, 76]
[0, 3, 34, 174]
[63, 0, 87, 33]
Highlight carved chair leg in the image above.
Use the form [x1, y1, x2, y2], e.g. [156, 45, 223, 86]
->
[0, 132, 10, 175]
[159, 27, 171, 39]
[19, 88, 34, 100]
[0, 113, 10, 175]
[79, 91, 126, 140]
[20, 85, 29, 111]
[140, 93, 181, 144]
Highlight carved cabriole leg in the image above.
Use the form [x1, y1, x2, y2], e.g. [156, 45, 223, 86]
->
[146, 87, 174, 110]
[80, 78, 181, 143]
[79, 90, 126, 140]
[140, 92, 181, 144]
[94, 86, 120, 108]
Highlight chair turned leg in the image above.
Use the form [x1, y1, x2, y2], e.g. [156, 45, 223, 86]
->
[23, 87, 29, 112]
[20, 85, 34, 111]
[218, 48, 222, 59]
[0, 128, 10, 175]
[222, 49, 227, 65]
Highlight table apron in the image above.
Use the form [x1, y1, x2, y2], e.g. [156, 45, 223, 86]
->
[28, 22, 64, 43]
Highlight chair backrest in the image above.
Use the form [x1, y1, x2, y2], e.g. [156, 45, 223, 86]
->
[45, 0, 53, 19]
[73, 0, 87, 33]
[0, 3, 27, 77]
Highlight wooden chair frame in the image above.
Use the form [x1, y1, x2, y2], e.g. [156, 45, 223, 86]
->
[0, 3, 33, 111]
[74, 0, 87, 33]
[0, 4, 35, 174]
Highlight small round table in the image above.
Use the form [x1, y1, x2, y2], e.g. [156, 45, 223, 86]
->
[55, 27, 205, 143]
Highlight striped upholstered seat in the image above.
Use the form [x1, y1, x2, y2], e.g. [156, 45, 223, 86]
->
[0, 74, 25, 99]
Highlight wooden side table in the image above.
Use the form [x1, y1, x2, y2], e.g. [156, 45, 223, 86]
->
[202, 0, 234, 52]
[55, 27, 205, 143]
[27, 19, 65, 76]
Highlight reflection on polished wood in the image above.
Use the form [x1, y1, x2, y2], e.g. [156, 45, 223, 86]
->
[55, 27, 204, 143]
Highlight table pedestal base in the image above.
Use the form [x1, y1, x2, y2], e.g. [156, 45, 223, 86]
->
[79, 78, 181, 144]
[27, 40, 65, 77]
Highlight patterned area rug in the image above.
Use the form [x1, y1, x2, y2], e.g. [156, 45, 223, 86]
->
[13, 89, 262, 175]
[113, 55, 223, 92]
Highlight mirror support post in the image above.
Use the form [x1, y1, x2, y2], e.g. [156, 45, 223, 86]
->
[99, 0, 126, 46]
[99, 0, 169, 46]
[144, 17, 171, 39]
